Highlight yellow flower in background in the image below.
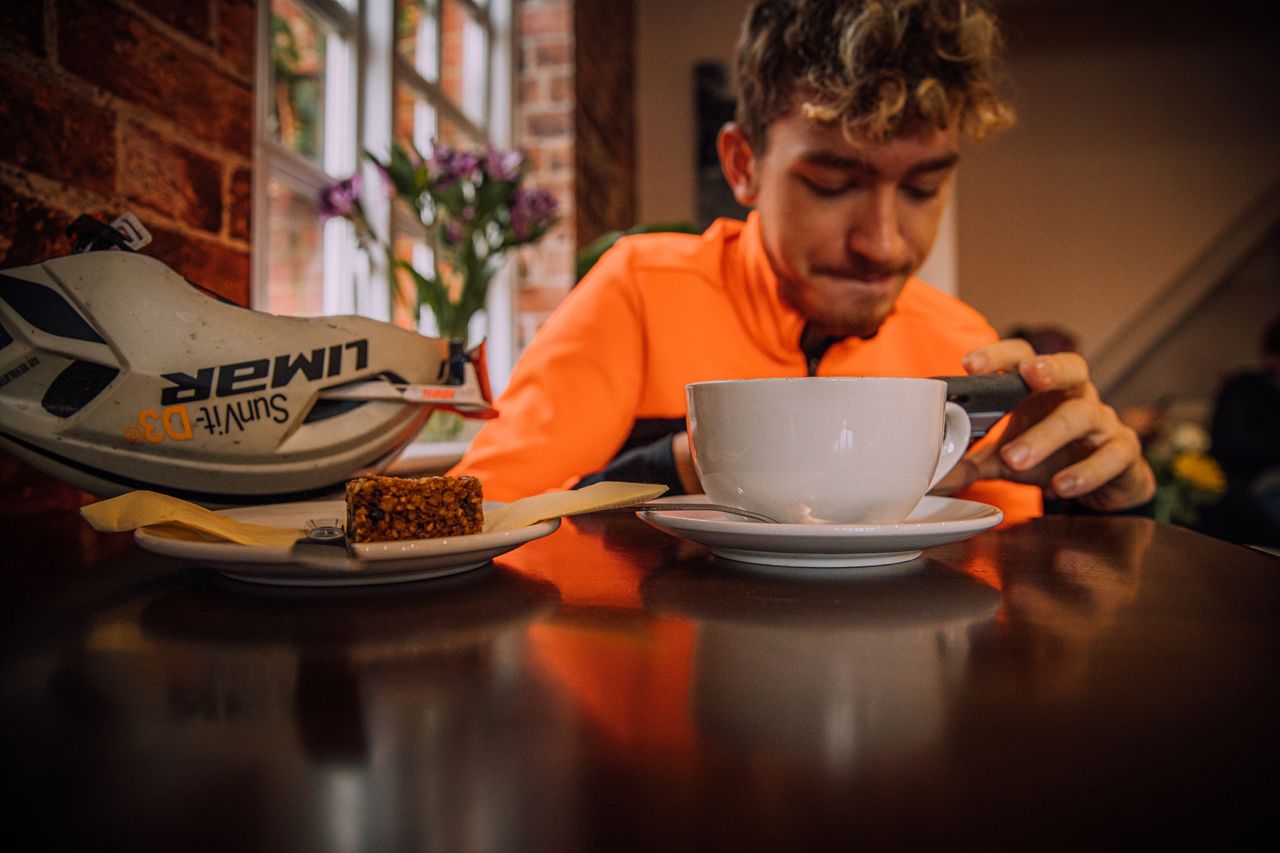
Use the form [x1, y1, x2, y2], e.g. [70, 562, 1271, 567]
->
[1171, 451, 1227, 494]
[1146, 420, 1227, 526]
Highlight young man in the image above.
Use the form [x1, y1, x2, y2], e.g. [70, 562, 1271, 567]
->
[451, 0, 1154, 520]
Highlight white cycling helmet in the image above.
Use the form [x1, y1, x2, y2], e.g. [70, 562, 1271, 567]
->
[0, 216, 493, 504]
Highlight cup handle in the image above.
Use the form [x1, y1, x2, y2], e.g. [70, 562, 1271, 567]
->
[928, 401, 972, 490]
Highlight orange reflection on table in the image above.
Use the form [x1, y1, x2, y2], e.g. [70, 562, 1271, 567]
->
[503, 518, 700, 755]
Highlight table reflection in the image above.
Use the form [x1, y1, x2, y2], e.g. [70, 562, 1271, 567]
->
[999, 517, 1153, 639]
[1, 510, 1272, 851]
[960, 516, 1156, 699]
[19, 567, 572, 852]
[643, 561, 1001, 773]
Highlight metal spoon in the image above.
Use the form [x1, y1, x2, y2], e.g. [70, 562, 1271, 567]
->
[629, 502, 781, 523]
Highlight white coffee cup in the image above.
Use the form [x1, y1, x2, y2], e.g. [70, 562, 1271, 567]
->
[686, 377, 971, 524]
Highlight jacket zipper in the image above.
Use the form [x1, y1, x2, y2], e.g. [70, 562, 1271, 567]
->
[800, 325, 841, 376]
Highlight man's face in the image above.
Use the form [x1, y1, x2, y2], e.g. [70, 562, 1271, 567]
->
[723, 104, 961, 339]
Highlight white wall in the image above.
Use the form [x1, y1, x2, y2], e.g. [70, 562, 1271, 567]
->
[959, 8, 1280, 355]
[636, 0, 749, 225]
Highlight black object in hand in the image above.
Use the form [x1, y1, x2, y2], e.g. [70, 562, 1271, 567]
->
[934, 373, 1031, 439]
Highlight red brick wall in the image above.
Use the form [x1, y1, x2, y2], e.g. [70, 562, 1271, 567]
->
[514, 0, 638, 346]
[0, 0, 254, 514]
[0, 0, 622, 512]
[515, 0, 576, 348]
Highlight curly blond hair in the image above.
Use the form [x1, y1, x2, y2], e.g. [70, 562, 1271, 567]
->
[734, 0, 1015, 148]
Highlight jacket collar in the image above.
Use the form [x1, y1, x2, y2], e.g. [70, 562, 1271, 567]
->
[722, 211, 809, 367]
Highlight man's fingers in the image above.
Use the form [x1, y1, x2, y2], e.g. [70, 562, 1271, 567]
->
[957, 337, 1157, 511]
[963, 338, 1035, 374]
[965, 441, 1008, 483]
[963, 341, 1093, 397]
[1000, 396, 1110, 471]
[1017, 351, 1092, 394]
[1051, 430, 1147, 501]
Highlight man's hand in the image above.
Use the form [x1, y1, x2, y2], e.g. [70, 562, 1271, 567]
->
[672, 431, 702, 495]
[945, 339, 1155, 511]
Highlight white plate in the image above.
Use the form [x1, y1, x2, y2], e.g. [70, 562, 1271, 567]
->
[134, 500, 560, 587]
[638, 495, 1002, 571]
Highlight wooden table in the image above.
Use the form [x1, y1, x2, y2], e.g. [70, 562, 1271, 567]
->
[2, 510, 1276, 851]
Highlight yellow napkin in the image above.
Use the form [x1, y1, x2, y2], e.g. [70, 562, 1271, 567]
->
[80, 482, 668, 546]
[80, 490, 302, 548]
[484, 482, 668, 532]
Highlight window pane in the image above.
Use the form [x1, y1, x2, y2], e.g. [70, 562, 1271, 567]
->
[441, 0, 488, 126]
[265, 180, 325, 316]
[434, 113, 477, 148]
[391, 233, 425, 329]
[393, 86, 479, 154]
[394, 83, 435, 153]
[396, 0, 439, 82]
[270, 0, 328, 161]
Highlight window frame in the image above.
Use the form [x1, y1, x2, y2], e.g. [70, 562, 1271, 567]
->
[252, 0, 517, 391]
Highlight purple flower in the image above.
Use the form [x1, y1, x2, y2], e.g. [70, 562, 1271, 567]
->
[442, 221, 463, 244]
[428, 143, 481, 189]
[318, 174, 362, 219]
[374, 163, 396, 196]
[509, 186, 559, 242]
[483, 146, 524, 182]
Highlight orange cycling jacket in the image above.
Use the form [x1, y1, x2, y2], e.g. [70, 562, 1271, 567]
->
[451, 213, 1042, 523]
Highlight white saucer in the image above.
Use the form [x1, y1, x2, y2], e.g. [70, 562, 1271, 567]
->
[135, 500, 559, 587]
[637, 495, 1002, 570]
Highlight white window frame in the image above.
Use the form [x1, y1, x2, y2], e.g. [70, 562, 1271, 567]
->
[253, 0, 517, 392]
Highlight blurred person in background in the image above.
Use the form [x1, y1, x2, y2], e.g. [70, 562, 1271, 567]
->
[1201, 314, 1280, 546]
[1007, 323, 1079, 357]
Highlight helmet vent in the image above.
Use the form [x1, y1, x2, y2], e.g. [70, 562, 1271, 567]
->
[0, 274, 106, 343]
[303, 371, 413, 423]
[303, 398, 366, 423]
[42, 360, 120, 417]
